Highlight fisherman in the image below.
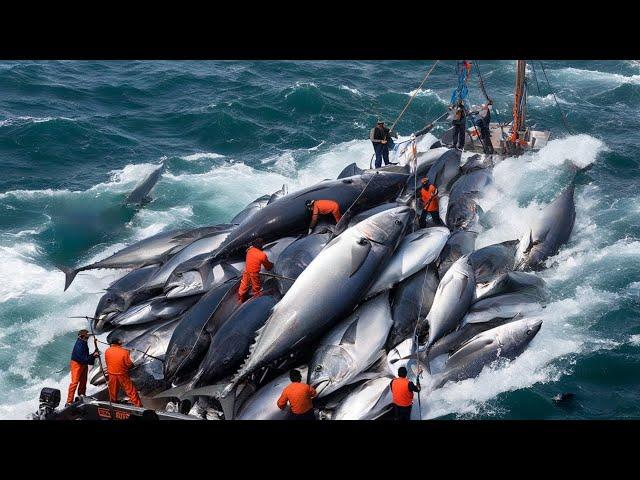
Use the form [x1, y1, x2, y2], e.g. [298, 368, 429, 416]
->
[369, 119, 397, 168]
[238, 238, 274, 303]
[390, 366, 421, 421]
[472, 100, 494, 154]
[104, 337, 143, 407]
[277, 369, 318, 420]
[449, 99, 467, 150]
[65, 329, 99, 406]
[419, 178, 443, 227]
[305, 199, 342, 234]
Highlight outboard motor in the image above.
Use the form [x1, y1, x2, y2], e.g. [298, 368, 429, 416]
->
[31, 387, 61, 420]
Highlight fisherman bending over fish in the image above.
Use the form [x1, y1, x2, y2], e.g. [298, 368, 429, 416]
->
[238, 238, 273, 303]
[419, 178, 443, 227]
[305, 199, 342, 234]
[277, 369, 317, 420]
[390, 367, 421, 421]
[66, 329, 99, 406]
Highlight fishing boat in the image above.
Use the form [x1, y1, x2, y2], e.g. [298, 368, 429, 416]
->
[443, 60, 551, 156]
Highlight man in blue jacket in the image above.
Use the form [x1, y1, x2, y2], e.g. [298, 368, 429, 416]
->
[66, 329, 98, 406]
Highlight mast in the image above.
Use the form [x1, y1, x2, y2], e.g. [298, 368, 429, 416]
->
[507, 60, 527, 154]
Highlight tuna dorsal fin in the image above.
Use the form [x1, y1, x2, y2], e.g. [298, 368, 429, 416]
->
[340, 316, 359, 345]
[350, 239, 371, 277]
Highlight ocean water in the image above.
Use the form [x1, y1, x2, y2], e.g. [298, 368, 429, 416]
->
[0, 60, 638, 419]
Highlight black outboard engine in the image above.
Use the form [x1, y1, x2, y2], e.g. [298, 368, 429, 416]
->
[31, 387, 61, 420]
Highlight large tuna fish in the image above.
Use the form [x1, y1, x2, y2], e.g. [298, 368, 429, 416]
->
[445, 169, 493, 232]
[58, 225, 229, 290]
[163, 279, 240, 384]
[94, 264, 159, 323]
[230, 185, 288, 225]
[437, 230, 477, 278]
[125, 162, 165, 206]
[474, 271, 547, 303]
[515, 183, 576, 271]
[190, 281, 281, 387]
[366, 226, 449, 297]
[461, 291, 545, 325]
[136, 225, 235, 293]
[430, 318, 543, 389]
[106, 294, 201, 328]
[329, 376, 394, 420]
[271, 232, 332, 295]
[308, 292, 393, 398]
[426, 255, 475, 349]
[388, 266, 439, 349]
[235, 366, 309, 420]
[213, 171, 409, 260]
[226, 206, 412, 393]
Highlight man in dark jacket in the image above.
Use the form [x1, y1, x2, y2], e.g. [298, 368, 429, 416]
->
[450, 99, 467, 150]
[472, 101, 494, 154]
[370, 120, 397, 168]
[66, 329, 98, 406]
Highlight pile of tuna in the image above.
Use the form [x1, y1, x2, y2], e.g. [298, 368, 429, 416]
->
[63, 145, 576, 419]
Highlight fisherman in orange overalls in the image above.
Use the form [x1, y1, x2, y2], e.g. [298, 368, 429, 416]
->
[277, 369, 317, 420]
[390, 366, 421, 421]
[238, 238, 274, 303]
[419, 178, 444, 227]
[305, 199, 342, 234]
[104, 337, 142, 407]
[66, 329, 99, 406]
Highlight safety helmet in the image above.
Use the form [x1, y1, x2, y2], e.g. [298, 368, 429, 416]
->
[305, 199, 315, 210]
[109, 337, 122, 345]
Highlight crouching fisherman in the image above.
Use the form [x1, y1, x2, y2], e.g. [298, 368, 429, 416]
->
[305, 199, 342, 234]
[277, 369, 317, 420]
[105, 337, 143, 407]
[390, 367, 421, 421]
[238, 238, 274, 303]
[66, 329, 99, 406]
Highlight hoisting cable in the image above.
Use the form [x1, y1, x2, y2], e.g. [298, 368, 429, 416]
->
[89, 317, 116, 419]
[411, 264, 433, 421]
[530, 61, 543, 96]
[369, 61, 440, 168]
[539, 61, 573, 135]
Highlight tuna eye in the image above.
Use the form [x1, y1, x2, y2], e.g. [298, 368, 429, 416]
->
[357, 238, 368, 245]
[526, 329, 532, 335]
[395, 219, 402, 225]
[315, 365, 322, 372]
[106, 298, 112, 303]
[176, 273, 183, 277]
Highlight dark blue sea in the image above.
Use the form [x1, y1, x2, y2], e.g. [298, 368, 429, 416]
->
[0, 60, 638, 419]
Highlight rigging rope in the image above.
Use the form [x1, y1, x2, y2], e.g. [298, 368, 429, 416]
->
[539, 61, 573, 135]
[530, 61, 543, 96]
[369, 61, 440, 168]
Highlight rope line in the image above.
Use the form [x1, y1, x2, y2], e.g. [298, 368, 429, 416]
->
[539, 61, 573, 135]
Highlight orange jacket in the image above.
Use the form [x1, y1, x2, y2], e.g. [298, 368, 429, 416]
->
[390, 377, 414, 407]
[312, 200, 342, 221]
[244, 246, 273, 274]
[277, 382, 317, 415]
[105, 345, 135, 376]
[421, 184, 439, 212]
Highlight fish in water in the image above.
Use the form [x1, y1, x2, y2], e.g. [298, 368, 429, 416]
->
[125, 162, 165, 206]
[515, 183, 576, 271]
[58, 225, 229, 290]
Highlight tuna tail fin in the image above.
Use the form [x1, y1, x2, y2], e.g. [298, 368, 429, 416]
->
[57, 264, 79, 291]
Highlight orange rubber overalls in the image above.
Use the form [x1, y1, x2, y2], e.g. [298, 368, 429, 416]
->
[311, 199, 342, 225]
[105, 344, 142, 407]
[238, 246, 273, 302]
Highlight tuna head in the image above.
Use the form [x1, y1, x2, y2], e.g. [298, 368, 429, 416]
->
[94, 291, 126, 321]
[308, 345, 354, 396]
